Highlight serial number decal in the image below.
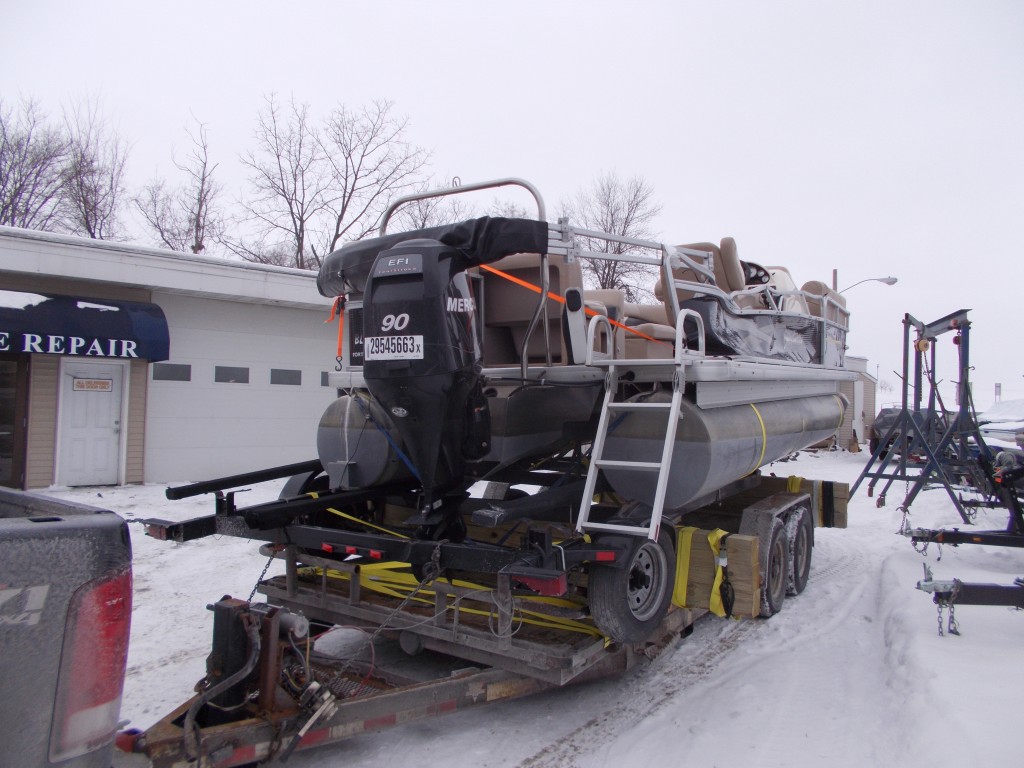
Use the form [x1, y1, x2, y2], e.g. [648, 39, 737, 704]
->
[364, 335, 424, 360]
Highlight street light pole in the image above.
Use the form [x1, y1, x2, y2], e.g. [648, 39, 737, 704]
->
[839, 276, 898, 293]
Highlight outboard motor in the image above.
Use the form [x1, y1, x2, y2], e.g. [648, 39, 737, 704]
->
[316, 217, 550, 530]
[361, 238, 487, 521]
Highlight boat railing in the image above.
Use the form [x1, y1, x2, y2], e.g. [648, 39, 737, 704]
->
[380, 179, 846, 373]
[585, 308, 706, 368]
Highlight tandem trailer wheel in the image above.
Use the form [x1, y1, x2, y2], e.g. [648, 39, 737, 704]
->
[588, 527, 676, 644]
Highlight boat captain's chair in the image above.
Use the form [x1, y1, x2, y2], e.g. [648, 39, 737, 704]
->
[654, 237, 759, 323]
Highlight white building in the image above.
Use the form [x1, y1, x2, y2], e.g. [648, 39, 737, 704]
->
[0, 226, 338, 489]
[837, 355, 877, 449]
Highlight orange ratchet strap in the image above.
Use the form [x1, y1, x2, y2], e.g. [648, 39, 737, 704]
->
[325, 296, 345, 359]
[479, 263, 672, 347]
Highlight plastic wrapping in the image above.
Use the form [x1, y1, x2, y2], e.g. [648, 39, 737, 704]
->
[681, 297, 844, 366]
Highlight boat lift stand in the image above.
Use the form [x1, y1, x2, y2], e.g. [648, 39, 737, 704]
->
[850, 310, 998, 524]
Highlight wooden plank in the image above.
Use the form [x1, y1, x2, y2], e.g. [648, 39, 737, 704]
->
[726, 534, 760, 618]
[756, 476, 848, 528]
[677, 528, 760, 618]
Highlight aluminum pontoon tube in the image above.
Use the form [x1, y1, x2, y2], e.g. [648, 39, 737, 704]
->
[601, 393, 848, 512]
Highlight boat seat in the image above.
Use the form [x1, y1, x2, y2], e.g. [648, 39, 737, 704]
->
[622, 302, 671, 326]
[581, 288, 625, 359]
[801, 281, 847, 324]
[657, 237, 762, 324]
[479, 252, 585, 365]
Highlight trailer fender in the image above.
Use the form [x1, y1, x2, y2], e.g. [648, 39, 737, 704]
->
[279, 468, 329, 499]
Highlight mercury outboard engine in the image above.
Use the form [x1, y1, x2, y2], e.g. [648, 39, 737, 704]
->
[316, 217, 550, 534]
[361, 237, 488, 522]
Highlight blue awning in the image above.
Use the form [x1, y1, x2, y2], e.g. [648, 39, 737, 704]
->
[0, 291, 170, 361]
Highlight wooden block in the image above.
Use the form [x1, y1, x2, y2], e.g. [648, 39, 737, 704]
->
[677, 528, 760, 618]
[725, 534, 760, 618]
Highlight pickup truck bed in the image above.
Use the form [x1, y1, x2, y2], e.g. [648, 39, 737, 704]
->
[0, 488, 132, 768]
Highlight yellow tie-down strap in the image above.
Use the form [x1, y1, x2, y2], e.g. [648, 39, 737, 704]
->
[672, 526, 732, 618]
[304, 561, 605, 638]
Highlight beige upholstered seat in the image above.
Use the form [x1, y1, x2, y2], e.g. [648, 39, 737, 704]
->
[801, 280, 847, 323]
[479, 252, 584, 365]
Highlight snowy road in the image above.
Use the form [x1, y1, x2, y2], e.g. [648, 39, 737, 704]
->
[46, 450, 1021, 767]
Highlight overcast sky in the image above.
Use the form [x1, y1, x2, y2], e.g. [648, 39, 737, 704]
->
[3, 0, 1022, 408]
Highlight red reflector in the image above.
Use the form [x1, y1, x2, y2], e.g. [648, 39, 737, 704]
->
[369, 549, 383, 560]
[595, 551, 616, 562]
[345, 546, 358, 555]
[322, 544, 334, 553]
[51, 567, 132, 761]
[511, 573, 569, 597]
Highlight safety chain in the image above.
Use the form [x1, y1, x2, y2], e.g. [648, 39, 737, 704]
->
[935, 580, 961, 637]
[936, 600, 960, 637]
[248, 554, 276, 603]
[898, 506, 910, 535]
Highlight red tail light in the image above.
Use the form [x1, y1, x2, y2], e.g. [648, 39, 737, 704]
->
[50, 567, 133, 761]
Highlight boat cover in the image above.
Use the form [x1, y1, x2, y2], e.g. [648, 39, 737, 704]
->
[318, 217, 549, 297]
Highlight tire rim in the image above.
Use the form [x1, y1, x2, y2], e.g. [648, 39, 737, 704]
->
[626, 541, 668, 621]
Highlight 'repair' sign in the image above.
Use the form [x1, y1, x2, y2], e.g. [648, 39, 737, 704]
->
[0, 331, 139, 357]
[0, 290, 169, 361]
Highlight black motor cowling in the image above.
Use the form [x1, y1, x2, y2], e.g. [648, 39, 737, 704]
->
[361, 238, 488, 504]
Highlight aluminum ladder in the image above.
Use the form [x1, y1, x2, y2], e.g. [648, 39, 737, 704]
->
[574, 307, 705, 540]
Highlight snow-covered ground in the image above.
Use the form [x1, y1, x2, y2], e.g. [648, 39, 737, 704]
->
[43, 449, 1021, 767]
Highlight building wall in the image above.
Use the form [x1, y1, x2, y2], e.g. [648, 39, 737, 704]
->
[836, 356, 876, 448]
[144, 291, 338, 482]
[25, 354, 58, 488]
[127, 359, 148, 483]
[3, 226, 336, 489]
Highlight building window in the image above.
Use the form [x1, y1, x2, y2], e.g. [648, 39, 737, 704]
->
[271, 368, 301, 386]
[152, 363, 192, 382]
[215, 366, 249, 384]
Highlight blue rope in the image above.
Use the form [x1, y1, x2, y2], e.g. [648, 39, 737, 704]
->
[352, 394, 422, 483]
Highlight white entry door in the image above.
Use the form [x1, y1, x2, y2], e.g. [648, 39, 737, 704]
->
[853, 380, 865, 443]
[58, 360, 125, 486]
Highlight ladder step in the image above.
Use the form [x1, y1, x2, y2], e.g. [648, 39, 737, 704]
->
[606, 402, 672, 411]
[580, 522, 653, 536]
[594, 459, 662, 471]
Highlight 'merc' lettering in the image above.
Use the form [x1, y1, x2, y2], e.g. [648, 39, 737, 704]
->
[0, 332, 138, 358]
[446, 297, 475, 313]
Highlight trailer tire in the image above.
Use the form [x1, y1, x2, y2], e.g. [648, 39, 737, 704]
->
[760, 518, 789, 617]
[786, 507, 813, 596]
[589, 527, 675, 644]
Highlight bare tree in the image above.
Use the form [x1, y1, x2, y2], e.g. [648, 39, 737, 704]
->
[230, 96, 429, 270]
[60, 98, 129, 239]
[135, 121, 224, 253]
[560, 172, 663, 303]
[317, 100, 429, 250]
[228, 94, 329, 269]
[388, 178, 475, 232]
[0, 97, 68, 229]
[488, 199, 534, 219]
